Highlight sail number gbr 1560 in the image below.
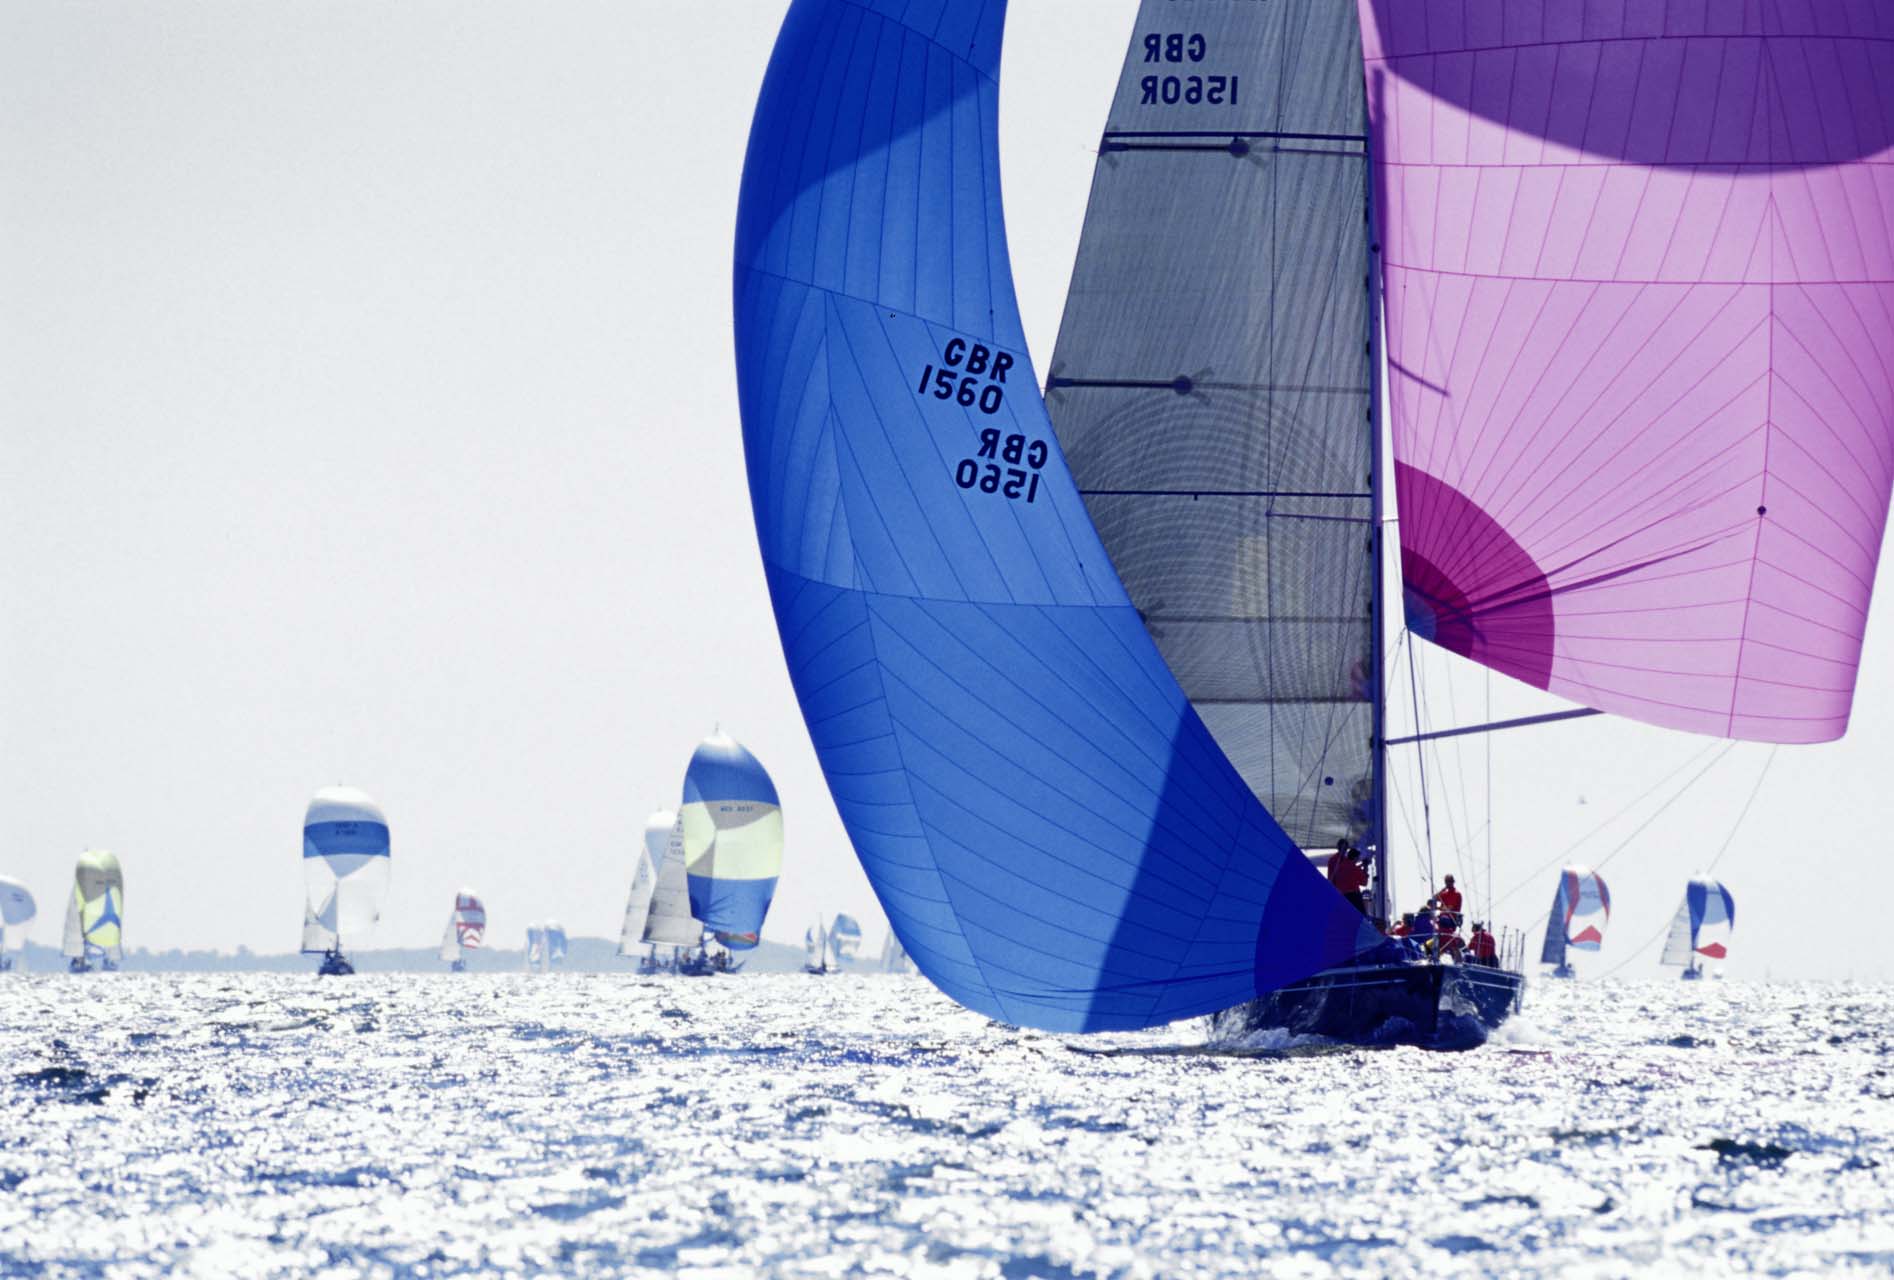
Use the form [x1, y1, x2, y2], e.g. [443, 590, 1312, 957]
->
[916, 337, 1013, 415]
[912, 337, 1047, 504]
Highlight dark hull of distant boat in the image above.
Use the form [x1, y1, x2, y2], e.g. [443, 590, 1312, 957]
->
[1211, 961, 1524, 1049]
[317, 952, 355, 977]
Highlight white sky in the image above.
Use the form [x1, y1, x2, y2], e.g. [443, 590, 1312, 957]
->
[3, 1, 1888, 981]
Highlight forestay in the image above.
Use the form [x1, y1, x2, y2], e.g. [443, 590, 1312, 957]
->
[1662, 876, 1736, 967]
[302, 787, 390, 954]
[680, 732, 783, 951]
[1047, 0, 1377, 850]
[734, 0, 1379, 1033]
[1359, 1, 1894, 743]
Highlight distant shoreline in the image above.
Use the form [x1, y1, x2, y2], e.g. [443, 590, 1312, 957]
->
[4, 935, 827, 975]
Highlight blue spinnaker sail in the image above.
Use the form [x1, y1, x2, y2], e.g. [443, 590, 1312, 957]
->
[733, 0, 1379, 1032]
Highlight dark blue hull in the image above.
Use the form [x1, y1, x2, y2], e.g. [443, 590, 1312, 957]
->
[1212, 961, 1524, 1049]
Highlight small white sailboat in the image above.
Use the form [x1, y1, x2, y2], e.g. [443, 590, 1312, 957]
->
[524, 922, 547, 973]
[804, 917, 829, 975]
[1541, 867, 1612, 980]
[618, 812, 667, 965]
[877, 930, 914, 976]
[62, 850, 124, 973]
[545, 921, 568, 970]
[1662, 878, 1735, 981]
[641, 811, 704, 970]
[0, 876, 37, 973]
[828, 913, 862, 968]
[439, 889, 487, 972]
[302, 787, 390, 976]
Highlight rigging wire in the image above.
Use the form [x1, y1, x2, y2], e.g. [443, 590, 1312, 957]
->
[1403, 630, 1437, 891]
[1490, 736, 1727, 913]
[1485, 667, 1494, 929]
[1590, 746, 1778, 981]
[1443, 652, 1477, 904]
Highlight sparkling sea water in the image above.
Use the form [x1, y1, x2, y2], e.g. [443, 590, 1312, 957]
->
[1, 973, 1889, 1277]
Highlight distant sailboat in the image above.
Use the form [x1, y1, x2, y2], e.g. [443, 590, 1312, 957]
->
[302, 787, 390, 977]
[804, 918, 828, 975]
[0, 876, 37, 973]
[680, 731, 783, 952]
[618, 812, 667, 963]
[544, 921, 568, 969]
[62, 850, 124, 973]
[439, 889, 487, 972]
[1662, 879, 1735, 982]
[525, 922, 547, 973]
[877, 931, 914, 976]
[641, 810, 703, 968]
[1541, 868, 1612, 980]
[828, 914, 862, 968]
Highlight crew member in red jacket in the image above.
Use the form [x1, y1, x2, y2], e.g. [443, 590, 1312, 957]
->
[1436, 875, 1464, 928]
[1326, 840, 1370, 915]
[1467, 922, 1498, 967]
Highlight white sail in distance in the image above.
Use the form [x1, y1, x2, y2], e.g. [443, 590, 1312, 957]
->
[618, 811, 668, 956]
[439, 889, 487, 965]
[640, 812, 703, 946]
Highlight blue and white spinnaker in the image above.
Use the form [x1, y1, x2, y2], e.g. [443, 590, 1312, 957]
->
[0, 875, 37, 967]
[1662, 878, 1735, 976]
[302, 787, 390, 959]
[681, 732, 782, 952]
[1541, 867, 1611, 974]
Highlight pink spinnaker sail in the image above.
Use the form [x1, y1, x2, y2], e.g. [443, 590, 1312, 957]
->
[1360, 1, 1894, 743]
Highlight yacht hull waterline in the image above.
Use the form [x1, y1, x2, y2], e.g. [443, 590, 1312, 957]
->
[1214, 962, 1525, 1046]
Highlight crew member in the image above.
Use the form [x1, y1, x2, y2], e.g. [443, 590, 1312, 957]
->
[1436, 875, 1464, 927]
[1436, 912, 1466, 960]
[1326, 840, 1370, 915]
[1467, 921, 1498, 967]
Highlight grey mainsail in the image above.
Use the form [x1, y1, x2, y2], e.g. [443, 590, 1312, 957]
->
[1046, 1, 1376, 850]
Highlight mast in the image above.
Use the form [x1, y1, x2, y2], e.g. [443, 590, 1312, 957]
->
[1365, 81, 1390, 928]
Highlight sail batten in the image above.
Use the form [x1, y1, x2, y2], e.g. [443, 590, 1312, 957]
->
[1361, 0, 1894, 743]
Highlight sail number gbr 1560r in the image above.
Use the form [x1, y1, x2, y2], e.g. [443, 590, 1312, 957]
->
[1140, 32, 1237, 106]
